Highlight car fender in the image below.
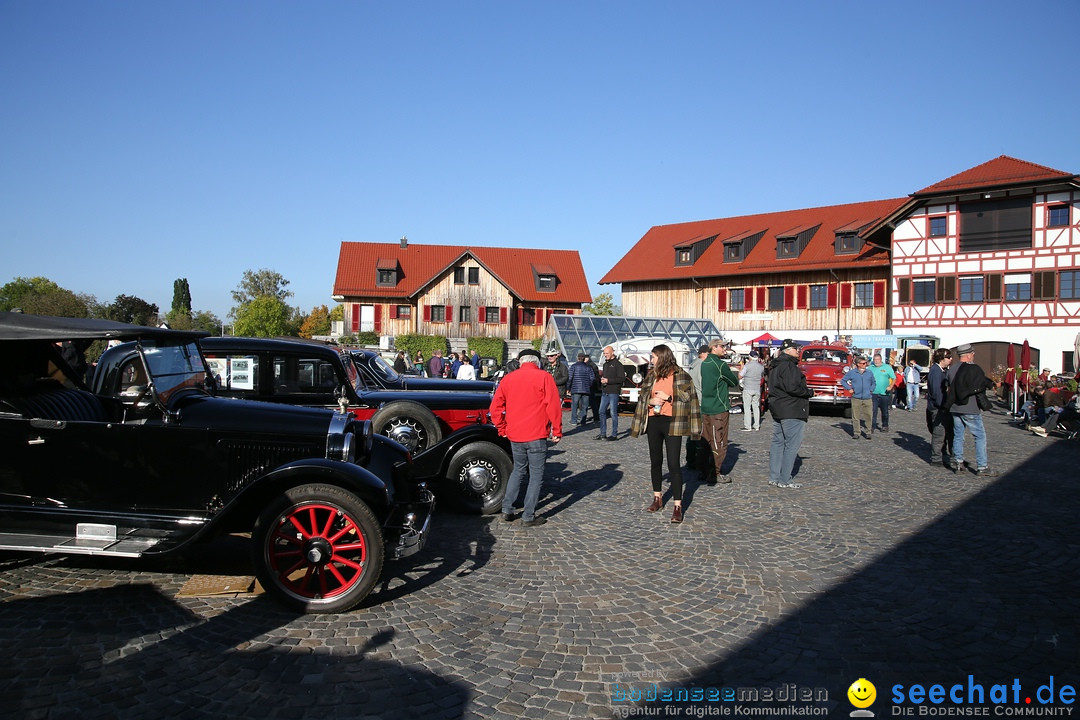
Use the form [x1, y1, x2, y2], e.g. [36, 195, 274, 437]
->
[224, 457, 394, 528]
[410, 424, 511, 481]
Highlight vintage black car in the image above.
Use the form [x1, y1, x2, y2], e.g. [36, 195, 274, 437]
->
[0, 312, 434, 614]
[178, 336, 511, 515]
[351, 349, 496, 393]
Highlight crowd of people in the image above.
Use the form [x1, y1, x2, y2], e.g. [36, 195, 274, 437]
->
[487, 336, 1046, 528]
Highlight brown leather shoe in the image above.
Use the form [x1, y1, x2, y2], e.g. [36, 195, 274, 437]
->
[646, 496, 662, 512]
[671, 505, 683, 523]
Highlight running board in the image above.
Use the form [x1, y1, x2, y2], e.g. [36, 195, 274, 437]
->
[0, 523, 163, 557]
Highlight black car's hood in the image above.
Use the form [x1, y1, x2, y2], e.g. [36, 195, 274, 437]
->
[0, 312, 208, 342]
[397, 376, 495, 393]
[174, 394, 337, 435]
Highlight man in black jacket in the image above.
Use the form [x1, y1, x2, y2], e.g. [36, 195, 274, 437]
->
[767, 339, 812, 489]
[597, 345, 626, 440]
[946, 343, 995, 476]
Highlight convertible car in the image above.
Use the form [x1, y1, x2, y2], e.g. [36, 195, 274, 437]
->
[0, 312, 434, 613]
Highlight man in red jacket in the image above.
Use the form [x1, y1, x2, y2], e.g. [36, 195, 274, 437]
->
[489, 349, 563, 526]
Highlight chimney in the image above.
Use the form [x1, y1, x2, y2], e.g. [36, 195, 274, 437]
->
[400, 236, 408, 248]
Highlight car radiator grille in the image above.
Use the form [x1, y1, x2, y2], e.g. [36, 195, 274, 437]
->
[222, 440, 323, 492]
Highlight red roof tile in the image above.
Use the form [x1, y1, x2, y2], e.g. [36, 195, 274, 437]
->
[600, 197, 908, 284]
[915, 155, 1074, 195]
[334, 242, 592, 303]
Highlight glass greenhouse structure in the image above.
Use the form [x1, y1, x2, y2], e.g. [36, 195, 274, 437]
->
[541, 315, 725, 366]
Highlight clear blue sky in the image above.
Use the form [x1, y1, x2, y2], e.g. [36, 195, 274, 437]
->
[3, 1, 1078, 323]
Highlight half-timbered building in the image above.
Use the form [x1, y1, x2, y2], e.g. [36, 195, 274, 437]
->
[332, 238, 591, 342]
[870, 156, 1080, 373]
[602, 156, 1080, 372]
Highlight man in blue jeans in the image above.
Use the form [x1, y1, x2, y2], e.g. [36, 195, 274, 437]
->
[766, 339, 812, 489]
[869, 353, 895, 432]
[596, 345, 625, 440]
[489, 349, 564, 526]
[946, 343, 995, 476]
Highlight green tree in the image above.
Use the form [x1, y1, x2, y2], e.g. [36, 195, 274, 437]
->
[0, 276, 89, 317]
[299, 305, 331, 339]
[107, 294, 159, 326]
[581, 292, 618, 316]
[165, 309, 222, 335]
[171, 278, 192, 317]
[233, 296, 293, 337]
[230, 268, 293, 320]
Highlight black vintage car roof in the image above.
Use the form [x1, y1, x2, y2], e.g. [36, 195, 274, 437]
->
[0, 312, 209, 342]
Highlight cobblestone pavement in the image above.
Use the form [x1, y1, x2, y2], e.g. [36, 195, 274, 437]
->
[2, 401, 1077, 719]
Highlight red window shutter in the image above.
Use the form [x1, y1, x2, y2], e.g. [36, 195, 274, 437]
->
[537, 308, 544, 325]
[841, 284, 852, 307]
[784, 286, 794, 310]
[755, 287, 766, 310]
[873, 281, 885, 307]
[796, 286, 808, 309]
[499, 307, 507, 324]
[445, 305, 452, 322]
[827, 285, 837, 309]
[478, 305, 486, 323]
[423, 305, 431, 322]
[717, 290, 727, 312]
[566, 309, 574, 315]
[351, 303, 359, 333]
[374, 304, 382, 333]
[389, 305, 398, 319]
[516, 307, 523, 325]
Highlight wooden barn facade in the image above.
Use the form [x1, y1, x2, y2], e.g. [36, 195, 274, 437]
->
[332, 238, 591, 342]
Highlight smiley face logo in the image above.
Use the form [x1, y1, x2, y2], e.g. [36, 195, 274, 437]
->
[847, 678, 876, 709]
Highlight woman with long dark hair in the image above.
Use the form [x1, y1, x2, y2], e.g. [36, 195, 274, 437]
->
[629, 344, 702, 523]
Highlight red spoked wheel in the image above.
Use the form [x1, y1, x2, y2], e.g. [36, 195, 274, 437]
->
[253, 484, 384, 614]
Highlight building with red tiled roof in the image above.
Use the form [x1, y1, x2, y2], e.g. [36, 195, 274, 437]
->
[602, 156, 1080, 373]
[601, 198, 910, 344]
[333, 239, 591, 341]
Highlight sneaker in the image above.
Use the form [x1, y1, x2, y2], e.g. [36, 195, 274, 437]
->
[774, 481, 802, 489]
[740, 428, 753, 432]
[974, 467, 996, 477]
[717, 474, 732, 484]
[1031, 426, 1048, 436]
[606, 435, 619, 441]
[522, 517, 548, 527]
[594, 434, 607, 440]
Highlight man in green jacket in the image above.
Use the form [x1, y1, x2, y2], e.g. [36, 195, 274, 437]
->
[699, 338, 741, 484]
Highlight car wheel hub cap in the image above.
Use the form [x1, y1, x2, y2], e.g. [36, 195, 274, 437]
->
[386, 420, 422, 451]
[305, 537, 333, 564]
[460, 460, 497, 495]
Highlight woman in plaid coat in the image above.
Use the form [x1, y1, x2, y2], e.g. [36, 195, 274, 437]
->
[630, 344, 702, 523]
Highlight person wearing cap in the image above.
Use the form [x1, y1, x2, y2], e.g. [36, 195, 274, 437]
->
[630, 344, 702, 523]
[596, 345, 626, 440]
[489, 348, 564, 527]
[841, 355, 875, 439]
[945, 343, 996, 476]
[869, 353, 895, 432]
[925, 347, 954, 467]
[544, 350, 569, 403]
[904, 359, 921, 412]
[766, 339, 812, 489]
[567, 352, 594, 426]
[738, 349, 765, 432]
[686, 344, 712, 472]
[699, 338, 741, 484]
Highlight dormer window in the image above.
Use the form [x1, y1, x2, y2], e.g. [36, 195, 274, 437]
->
[532, 264, 558, 293]
[722, 230, 764, 264]
[775, 224, 820, 260]
[672, 235, 716, 267]
[376, 258, 398, 286]
[835, 232, 859, 254]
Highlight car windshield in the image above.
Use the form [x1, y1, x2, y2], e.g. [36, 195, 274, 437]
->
[140, 340, 208, 405]
[801, 348, 850, 364]
[363, 353, 401, 384]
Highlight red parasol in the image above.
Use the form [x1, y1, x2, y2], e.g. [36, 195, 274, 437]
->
[1020, 339, 1031, 391]
[1005, 343, 1016, 389]
[750, 332, 781, 346]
